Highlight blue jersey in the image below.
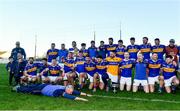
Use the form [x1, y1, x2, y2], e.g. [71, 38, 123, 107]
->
[98, 45, 106, 59]
[11, 47, 26, 60]
[147, 59, 162, 77]
[116, 46, 126, 59]
[162, 63, 177, 80]
[105, 44, 118, 56]
[81, 49, 88, 57]
[96, 61, 107, 76]
[84, 62, 96, 77]
[127, 45, 139, 60]
[75, 57, 85, 73]
[88, 47, 97, 58]
[48, 65, 61, 76]
[69, 47, 79, 56]
[134, 61, 148, 80]
[25, 63, 39, 76]
[139, 44, 151, 60]
[178, 46, 180, 62]
[58, 49, 68, 63]
[39, 63, 49, 76]
[64, 58, 75, 73]
[120, 59, 135, 77]
[152, 45, 165, 60]
[47, 49, 59, 62]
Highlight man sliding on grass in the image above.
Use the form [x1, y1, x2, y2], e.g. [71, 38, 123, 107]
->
[12, 84, 92, 101]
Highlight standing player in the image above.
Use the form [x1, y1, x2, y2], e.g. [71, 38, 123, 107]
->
[127, 37, 139, 60]
[21, 57, 39, 84]
[94, 55, 109, 92]
[58, 43, 68, 63]
[63, 52, 76, 86]
[106, 51, 122, 91]
[69, 41, 79, 57]
[75, 51, 86, 89]
[133, 53, 149, 93]
[147, 53, 164, 93]
[97, 41, 106, 59]
[84, 56, 96, 90]
[161, 55, 179, 93]
[119, 52, 134, 91]
[116, 40, 126, 59]
[152, 38, 165, 60]
[88, 40, 98, 60]
[139, 37, 151, 60]
[41, 58, 64, 85]
[46, 43, 59, 64]
[80, 43, 88, 57]
[106, 38, 118, 56]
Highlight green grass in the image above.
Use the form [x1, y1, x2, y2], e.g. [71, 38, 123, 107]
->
[1, 64, 180, 110]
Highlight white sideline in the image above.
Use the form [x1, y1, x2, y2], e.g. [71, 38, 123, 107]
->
[94, 95, 180, 104]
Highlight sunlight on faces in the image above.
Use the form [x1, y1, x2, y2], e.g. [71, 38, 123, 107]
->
[137, 53, 144, 62]
[68, 52, 73, 58]
[78, 52, 83, 57]
[110, 52, 115, 58]
[151, 53, 158, 60]
[124, 52, 130, 59]
[51, 59, 57, 65]
[166, 57, 172, 64]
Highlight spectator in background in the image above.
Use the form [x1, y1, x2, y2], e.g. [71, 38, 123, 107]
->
[165, 39, 179, 63]
[11, 41, 26, 61]
[98, 41, 106, 59]
[58, 44, 68, 63]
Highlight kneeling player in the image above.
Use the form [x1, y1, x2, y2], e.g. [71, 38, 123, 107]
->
[39, 58, 50, 83]
[84, 56, 96, 90]
[162, 55, 179, 93]
[119, 52, 134, 91]
[147, 53, 164, 93]
[94, 56, 109, 92]
[64, 52, 76, 86]
[41, 58, 64, 85]
[133, 53, 149, 93]
[21, 57, 39, 84]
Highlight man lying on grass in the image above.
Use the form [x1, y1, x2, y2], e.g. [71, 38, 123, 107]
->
[12, 84, 92, 101]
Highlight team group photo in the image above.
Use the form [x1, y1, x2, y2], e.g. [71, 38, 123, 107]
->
[0, 0, 180, 110]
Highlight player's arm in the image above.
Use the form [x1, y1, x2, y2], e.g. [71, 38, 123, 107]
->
[24, 70, 29, 77]
[40, 68, 49, 76]
[63, 92, 88, 101]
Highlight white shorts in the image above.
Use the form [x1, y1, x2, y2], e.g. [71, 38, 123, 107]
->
[41, 76, 48, 81]
[21, 75, 37, 81]
[120, 77, 132, 86]
[107, 72, 118, 83]
[47, 62, 52, 65]
[133, 79, 148, 86]
[164, 76, 176, 87]
[58, 63, 64, 68]
[48, 76, 58, 82]
[87, 74, 93, 83]
[148, 76, 159, 85]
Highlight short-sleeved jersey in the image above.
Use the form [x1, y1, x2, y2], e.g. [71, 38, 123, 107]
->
[24, 63, 39, 76]
[75, 57, 85, 73]
[139, 44, 151, 60]
[106, 57, 122, 76]
[69, 47, 79, 56]
[80, 49, 88, 57]
[105, 44, 118, 56]
[120, 59, 135, 77]
[134, 61, 148, 80]
[96, 60, 107, 76]
[116, 46, 126, 59]
[63, 58, 75, 73]
[147, 59, 162, 77]
[127, 45, 140, 60]
[88, 47, 97, 58]
[39, 63, 49, 77]
[152, 45, 165, 60]
[48, 65, 61, 76]
[47, 49, 59, 62]
[84, 62, 96, 76]
[162, 63, 177, 80]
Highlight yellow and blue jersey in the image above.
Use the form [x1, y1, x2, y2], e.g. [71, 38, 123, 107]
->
[98, 45, 106, 59]
[69, 47, 79, 56]
[88, 47, 98, 58]
[96, 61, 107, 76]
[39, 63, 49, 77]
[84, 62, 96, 77]
[116, 46, 126, 59]
[47, 49, 59, 62]
[105, 44, 118, 56]
[120, 59, 135, 77]
[162, 63, 177, 80]
[80, 49, 88, 57]
[127, 45, 140, 60]
[106, 57, 122, 76]
[48, 65, 61, 76]
[147, 59, 163, 77]
[75, 57, 85, 73]
[152, 45, 165, 60]
[139, 44, 151, 60]
[25, 63, 39, 76]
[64, 58, 75, 73]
